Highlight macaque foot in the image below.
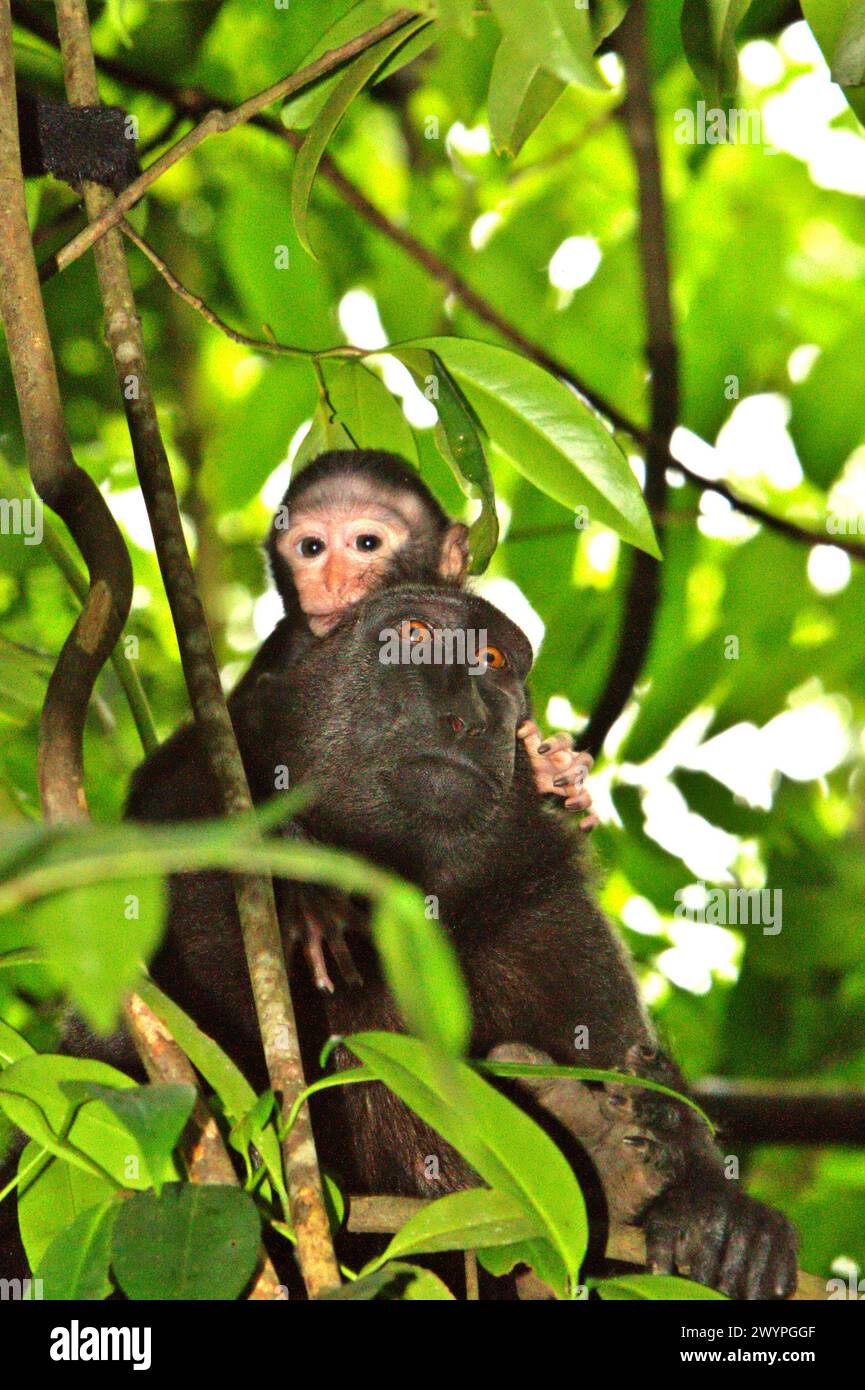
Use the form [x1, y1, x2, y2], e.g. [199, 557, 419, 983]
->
[278, 883, 365, 993]
[643, 1179, 798, 1300]
[488, 1044, 671, 1227]
[517, 721, 596, 830]
[612, 1044, 799, 1299]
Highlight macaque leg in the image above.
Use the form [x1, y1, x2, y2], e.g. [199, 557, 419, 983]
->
[517, 721, 598, 831]
[488, 1043, 672, 1226]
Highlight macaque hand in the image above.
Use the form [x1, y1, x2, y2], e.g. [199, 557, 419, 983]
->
[517, 721, 597, 831]
[276, 880, 366, 994]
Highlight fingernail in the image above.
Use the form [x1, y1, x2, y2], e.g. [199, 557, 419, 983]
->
[553, 776, 569, 787]
[538, 742, 550, 754]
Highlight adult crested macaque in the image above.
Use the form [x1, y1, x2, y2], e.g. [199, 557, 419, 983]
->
[125, 581, 798, 1300]
[237, 449, 595, 988]
[15, 91, 140, 192]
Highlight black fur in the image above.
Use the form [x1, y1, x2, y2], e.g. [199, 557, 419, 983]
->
[122, 582, 797, 1297]
[16, 92, 140, 193]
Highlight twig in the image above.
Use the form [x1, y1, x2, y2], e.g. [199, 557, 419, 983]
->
[54, 0, 339, 1297]
[0, 0, 132, 822]
[48, 8, 419, 275]
[581, 0, 675, 757]
[119, 218, 363, 362]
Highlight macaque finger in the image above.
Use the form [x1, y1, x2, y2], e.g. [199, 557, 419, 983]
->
[536, 732, 575, 756]
[578, 812, 600, 832]
[299, 906, 335, 995]
[685, 1218, 728, 1290]
[720, 1224, 759, 1301]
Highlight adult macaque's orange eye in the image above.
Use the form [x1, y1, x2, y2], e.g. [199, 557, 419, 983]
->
[400, 619, 434, 644]
[477, 645, 507, 670]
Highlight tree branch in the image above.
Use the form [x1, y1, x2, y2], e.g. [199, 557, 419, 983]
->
[581, 0, 673, 756]
[694, 1080, 865, 1147]
[53, 0, 339, 1297]
[0, 0, 131, 823]
[49, 7, 419, 275]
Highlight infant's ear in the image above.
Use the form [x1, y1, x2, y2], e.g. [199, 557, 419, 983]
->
[438, 523, 470, 581]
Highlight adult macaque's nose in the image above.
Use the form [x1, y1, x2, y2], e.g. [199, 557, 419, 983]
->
[441, 684, 487, 740]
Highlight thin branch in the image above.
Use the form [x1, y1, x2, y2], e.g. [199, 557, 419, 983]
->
[49, 7, 419, 275]
[54, 0, 339, 1296]
[694, 1080, 865, 1146]
[0, 0, 132, 823]
[581, 0, 673, 757]
[120, 218, 363, 362]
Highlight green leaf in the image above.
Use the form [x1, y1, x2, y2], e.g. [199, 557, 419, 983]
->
[487, 38, 565, 157]
[0, 1055, 150, 1186]
[393, 338, 660, 557]
[111, 1184, 261, 1301]
[134, 978, 288, 1212]
[488, 0, 605, 89]
[681, 0, 753, 106]
[315, 360, 419, 464]
[343, 1032, 588, 1293]
[320, 1261, 455, 1299]
[61, 1083, 196, 1194]
[596, 1272, 728, 1300]
[477, 1233, 566, 1291]
[832, 1, 865, 87]
[0, 1016, 35, 1067]
[26, 877, 164, 1033]
[18, 1144, 116, 1272]
[292, 18, 426, 257]
[427, 351, 498, 573]
[370, 882, 471, 1057]
[364, 1188, 542, 1272]
[281, 4, 432, 130]
[801, 2, 865, 123]
[35, 1200, 118, 1301]
[294, 397, 358, 472]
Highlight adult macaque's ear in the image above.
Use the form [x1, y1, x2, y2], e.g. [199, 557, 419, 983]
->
[439, 523, 470, 580]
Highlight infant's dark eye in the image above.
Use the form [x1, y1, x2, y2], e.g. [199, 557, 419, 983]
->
[355, 534, 383, 552]
[298, 537, 325, 558]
